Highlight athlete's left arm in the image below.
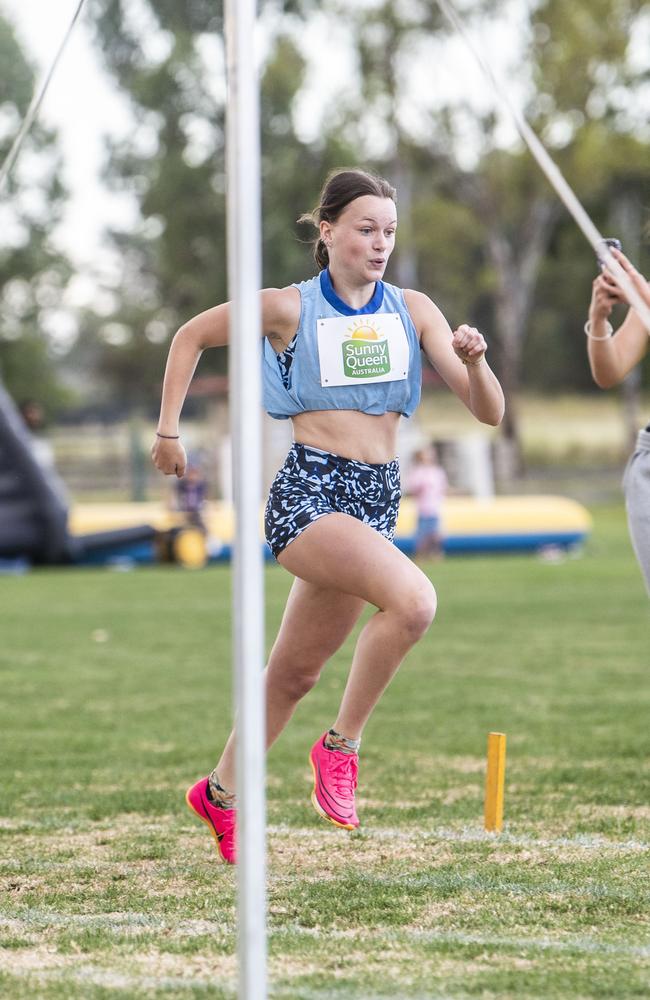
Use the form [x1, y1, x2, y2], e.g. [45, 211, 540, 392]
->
[404, 289, 505, 426]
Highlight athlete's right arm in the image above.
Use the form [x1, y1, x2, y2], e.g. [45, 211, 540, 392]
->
[152, 287, 300, 476]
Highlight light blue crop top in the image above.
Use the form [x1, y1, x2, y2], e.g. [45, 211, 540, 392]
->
[263, 270, 422, 420]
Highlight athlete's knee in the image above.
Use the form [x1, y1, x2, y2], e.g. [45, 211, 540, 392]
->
[267, 660, 322, 703]
[397, 578, 437, 639]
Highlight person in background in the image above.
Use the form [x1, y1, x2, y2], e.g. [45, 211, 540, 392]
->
[585, 247, 650, 596]
[20, 400, 56, 470]
[407, 444, 448, 559]
[174, 459, 208, 532]
[19, 399, 68, 505]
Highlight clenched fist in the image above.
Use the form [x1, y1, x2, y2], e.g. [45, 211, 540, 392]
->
[151, 436, 187, 478]
[452, 324, 487, 365]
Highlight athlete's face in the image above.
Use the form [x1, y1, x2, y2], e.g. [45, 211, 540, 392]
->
[321, 195, 397, 284]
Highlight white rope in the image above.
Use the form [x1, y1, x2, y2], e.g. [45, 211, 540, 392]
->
[435, 0, 650, 333]
[0, 0, 88, 196]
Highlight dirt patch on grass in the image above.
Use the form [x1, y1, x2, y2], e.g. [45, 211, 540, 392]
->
[482, 839, 644, 865]
[408, 754, 485, 774]
[124, 949, 238, 979]
[412, 898, 467, 923]
[1, 948, 238, 992]
[268, 828, 456, 876]
[0, 945, 77, 973]
[357, 798, 432, 809]
[1, 865, 204, 905]
[436, 953, 537, 976]
[0, 818, 27, 830]
[1, 817, 176, 861]
[1, 910, 234, 940]
[440, 786, 478, 805]
[487, 847, 562, 865]
[575, 804, 650, 821]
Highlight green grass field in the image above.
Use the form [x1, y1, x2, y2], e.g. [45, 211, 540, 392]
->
[1, 505, 649, 999]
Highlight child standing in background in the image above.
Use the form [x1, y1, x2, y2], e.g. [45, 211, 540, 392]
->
[174, 460, 208, 533]
[408, 445, 448, 559]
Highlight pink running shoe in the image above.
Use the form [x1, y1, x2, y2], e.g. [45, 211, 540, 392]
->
[309, 733, 359, 830]
[186, 778, 237, 865]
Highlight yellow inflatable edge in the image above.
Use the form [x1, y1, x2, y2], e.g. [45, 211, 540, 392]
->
[69, 496, 592, 541]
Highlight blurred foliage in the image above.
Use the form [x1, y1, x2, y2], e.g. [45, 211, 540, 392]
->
[324, 0, 650, 468]
[1, 0, 648, 430]
[79, 1, 361, 410]
[0, 14, 73, 416]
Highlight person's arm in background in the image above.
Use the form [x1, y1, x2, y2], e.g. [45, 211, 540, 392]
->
[586, 249, 649, 389]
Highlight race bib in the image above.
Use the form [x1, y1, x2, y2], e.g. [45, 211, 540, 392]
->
[317, 313, 410, 387]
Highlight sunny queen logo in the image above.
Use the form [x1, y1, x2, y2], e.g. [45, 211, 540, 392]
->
[341, 319, 391, 379]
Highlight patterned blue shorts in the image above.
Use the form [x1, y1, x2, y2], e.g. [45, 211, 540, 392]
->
[264, 443, 401, 559]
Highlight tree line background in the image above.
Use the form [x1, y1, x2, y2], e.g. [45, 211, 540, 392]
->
[1, 0, 648, 469]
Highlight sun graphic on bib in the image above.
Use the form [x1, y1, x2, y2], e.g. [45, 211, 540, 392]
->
[340, 318, 391, 378]
[348, 319, 381, 340]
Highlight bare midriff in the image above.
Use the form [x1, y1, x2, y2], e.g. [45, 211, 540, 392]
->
[291, 409, 401, 465]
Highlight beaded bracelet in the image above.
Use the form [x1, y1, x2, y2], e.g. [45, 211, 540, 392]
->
[156, 432, 180, 439]
[584, 320, 613, 341]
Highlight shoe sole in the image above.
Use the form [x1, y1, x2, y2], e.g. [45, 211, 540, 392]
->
[185, 787, 230, 864]
[308, 753, 358, 831]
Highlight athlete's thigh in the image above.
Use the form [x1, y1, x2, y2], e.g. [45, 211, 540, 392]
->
[277, 512, 429, 611]
[269, 575, 367, 665]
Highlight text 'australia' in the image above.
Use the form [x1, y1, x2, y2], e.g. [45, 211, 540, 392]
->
[342, 340, 391, 378]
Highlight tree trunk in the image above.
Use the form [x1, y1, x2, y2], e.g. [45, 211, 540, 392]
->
[392, 154, 417, 289]
[489, 232, 524, 481]
[485, 197, 560, 484]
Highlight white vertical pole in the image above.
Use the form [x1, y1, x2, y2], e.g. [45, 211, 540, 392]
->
[224, 2, 267, 999]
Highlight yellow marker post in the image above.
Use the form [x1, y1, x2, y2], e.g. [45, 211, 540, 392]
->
[484, 732, 506, 832]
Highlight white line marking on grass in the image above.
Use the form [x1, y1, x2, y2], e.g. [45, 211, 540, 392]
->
[268, 825, 649, 852]
[274, 924, 650, 958]
[5, 910, 648, 960]
[2, 816, 647, 852]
